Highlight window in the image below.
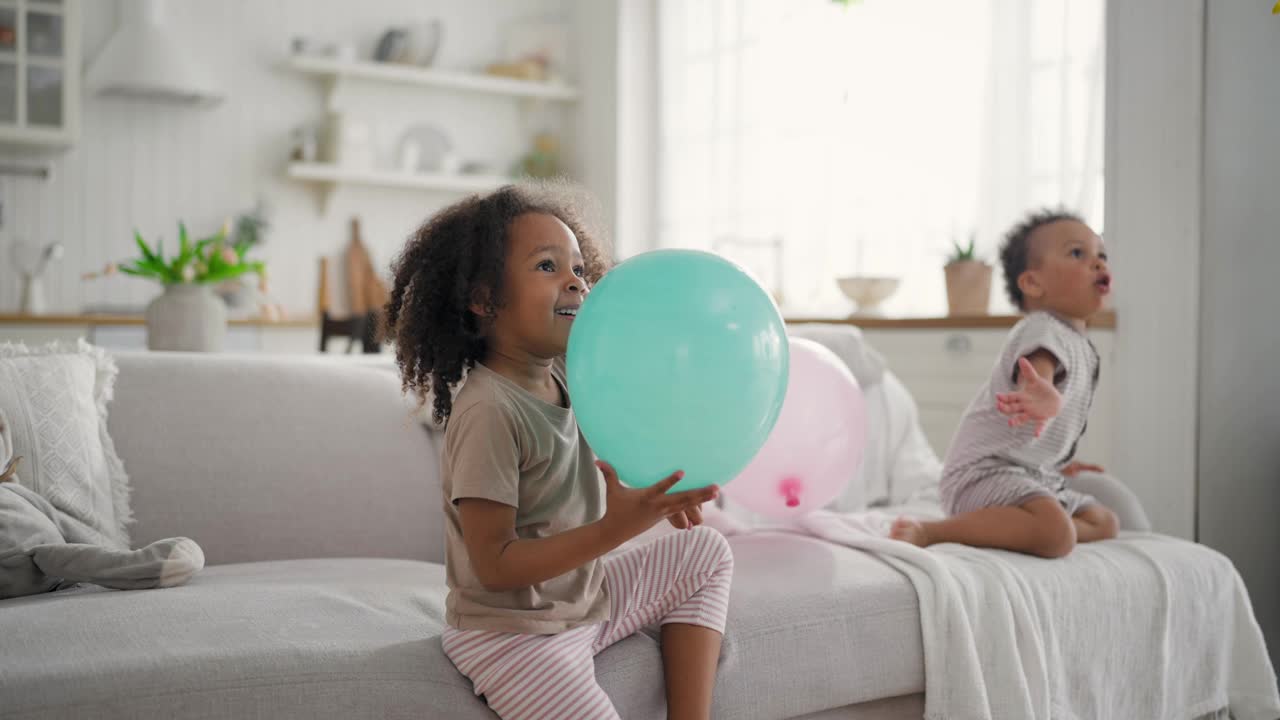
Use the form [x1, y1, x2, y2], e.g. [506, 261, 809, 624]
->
[655, 0, 1105, 315]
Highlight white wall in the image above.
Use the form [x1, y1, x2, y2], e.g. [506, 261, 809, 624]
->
[566, 0, 620, 257]
[612, 0, 657, 260]
[1104, 0, 1204, 539]
[1198, 0, 1280, 667]
[0, 0, 605, 317]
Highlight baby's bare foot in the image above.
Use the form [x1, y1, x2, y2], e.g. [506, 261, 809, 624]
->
[889, 516, 931, 547]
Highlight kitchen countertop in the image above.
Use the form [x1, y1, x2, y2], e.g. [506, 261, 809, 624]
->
[0, 313, 317, 328]
[0, 310, 1116, 331]
[786, 309, 1115, 329]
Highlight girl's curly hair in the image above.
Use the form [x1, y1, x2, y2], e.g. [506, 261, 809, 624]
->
[384, 182, 611, 426]
[999, 208, 1083, 310]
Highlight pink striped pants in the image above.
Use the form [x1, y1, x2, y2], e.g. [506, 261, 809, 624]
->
[441, 525, 734, 720]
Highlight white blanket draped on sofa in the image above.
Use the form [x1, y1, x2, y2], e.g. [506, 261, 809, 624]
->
[782, 509, 1280, 720]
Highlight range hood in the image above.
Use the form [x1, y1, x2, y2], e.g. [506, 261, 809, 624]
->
[85, 0, 224, 107]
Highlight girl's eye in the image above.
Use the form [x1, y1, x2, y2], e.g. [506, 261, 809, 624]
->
[573, 265, 585, 277]
[537, 260, 555, 272]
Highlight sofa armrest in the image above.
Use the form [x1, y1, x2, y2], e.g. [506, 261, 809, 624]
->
[1064, 472, 1152, 532]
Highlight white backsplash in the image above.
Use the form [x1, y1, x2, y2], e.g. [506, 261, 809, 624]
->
[0, 0, 576, 317]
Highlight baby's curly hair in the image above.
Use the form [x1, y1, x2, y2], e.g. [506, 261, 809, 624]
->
[999, 208, 1084, 310]
[384, 182, 611, 426]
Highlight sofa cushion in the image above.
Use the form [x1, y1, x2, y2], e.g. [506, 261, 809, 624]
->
[0, 538, 925, 720]
[719, 532, 923, 718]
[0, 558, 669, 720]
[0, 340, 132, 550]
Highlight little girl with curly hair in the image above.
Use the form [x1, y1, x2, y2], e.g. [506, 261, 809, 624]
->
[384, 182, 733, 720]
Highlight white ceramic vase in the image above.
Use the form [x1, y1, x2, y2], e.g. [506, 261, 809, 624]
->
[145, 283, 227, 352]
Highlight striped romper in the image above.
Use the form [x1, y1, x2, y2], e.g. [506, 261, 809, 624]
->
[940, 311, 1101, 517]
[440, 361, 733, 720]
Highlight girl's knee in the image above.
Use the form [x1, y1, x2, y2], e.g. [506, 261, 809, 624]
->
[1035, 530, 1077, 558]
[688, 525, 734, 568]
[1032, 507, 1077, 558]
[1034, 517, 1075, 558]
[1020, 497, 1077, 558]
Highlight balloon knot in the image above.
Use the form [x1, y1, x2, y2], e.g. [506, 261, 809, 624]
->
[780, 477, 802, 508]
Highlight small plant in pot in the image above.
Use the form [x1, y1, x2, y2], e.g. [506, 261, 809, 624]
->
[943, 232, 992, 316]
[86, 223, 266, 352]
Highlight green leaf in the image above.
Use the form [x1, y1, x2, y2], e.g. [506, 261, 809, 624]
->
[136, 257, 168, 275]
[177, 224, 197, 267]
[945, 235, 981, 265]
[134, 231, 159, 265]
[154, 239, 184, 283]
[195, 235, 220, 259]
[201, 265, 248, 284]
[206, 248, 228, 276]
[118, 265, 163, 280]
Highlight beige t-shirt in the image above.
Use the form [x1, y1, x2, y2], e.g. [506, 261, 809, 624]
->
[441, 360, 610, 634]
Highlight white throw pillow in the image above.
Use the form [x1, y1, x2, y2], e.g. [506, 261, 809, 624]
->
[0, 340, 132, 549]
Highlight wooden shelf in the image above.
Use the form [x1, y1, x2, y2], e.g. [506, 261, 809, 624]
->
[287, 55, 579, 103]
[786, 309, 1116, 330]
[285, 53, 574, 213]
[287, 162, 511, 212]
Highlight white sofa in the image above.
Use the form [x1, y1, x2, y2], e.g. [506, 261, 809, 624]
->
[0, 347, 1201, 720]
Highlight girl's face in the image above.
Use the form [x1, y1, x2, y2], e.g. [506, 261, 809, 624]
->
[482, 212, 589, 358]
[1019, 219, 1112, 318]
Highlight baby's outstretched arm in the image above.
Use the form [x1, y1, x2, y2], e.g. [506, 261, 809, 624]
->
[996, 352, 1062, 437]
[457, 464, 717, 592]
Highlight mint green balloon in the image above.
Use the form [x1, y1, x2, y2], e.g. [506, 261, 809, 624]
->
[567, 250, 789, 491]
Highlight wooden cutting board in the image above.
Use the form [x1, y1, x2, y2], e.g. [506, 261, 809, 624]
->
[345, 218, 389, 315]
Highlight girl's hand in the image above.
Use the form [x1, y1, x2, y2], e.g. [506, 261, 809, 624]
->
[597, 460, 718, 542]
[996, 356, 1063, 437]
[667, 505, 704, 530]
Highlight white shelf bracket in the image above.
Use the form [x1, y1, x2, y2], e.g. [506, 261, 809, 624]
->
[320, 181, 338, 215]
[326, 75, 350, 113]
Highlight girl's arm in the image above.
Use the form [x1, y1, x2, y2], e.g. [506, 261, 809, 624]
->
[458, 462, 718, 592]
[995, 351, 1063, 437]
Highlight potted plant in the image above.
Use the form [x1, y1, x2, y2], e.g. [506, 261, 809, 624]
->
[87, 222, 266, 351]
[943, 232, 992, 316]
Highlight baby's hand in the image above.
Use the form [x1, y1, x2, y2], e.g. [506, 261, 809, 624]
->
[597, 460, 718, 542]
[996, 357, 1062, 437]
[1061, 461, 1104, 477]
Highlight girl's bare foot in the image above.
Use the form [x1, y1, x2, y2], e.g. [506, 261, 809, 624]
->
[889, 516, 932, 547]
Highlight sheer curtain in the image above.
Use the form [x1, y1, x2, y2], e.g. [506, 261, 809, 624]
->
[655, 0, 1105, 316]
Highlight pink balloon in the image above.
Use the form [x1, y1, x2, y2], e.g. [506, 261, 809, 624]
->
[724, 337, 867, 520]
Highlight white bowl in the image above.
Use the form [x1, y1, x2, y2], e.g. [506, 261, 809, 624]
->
[836, 276, 900, 315]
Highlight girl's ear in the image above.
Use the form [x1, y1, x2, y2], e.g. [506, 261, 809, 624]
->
[469, 287, 493, 318]
[1017, 269, 1044, 304]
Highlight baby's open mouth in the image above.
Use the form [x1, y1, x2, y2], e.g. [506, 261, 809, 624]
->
[1095, 274, 1112, 294]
